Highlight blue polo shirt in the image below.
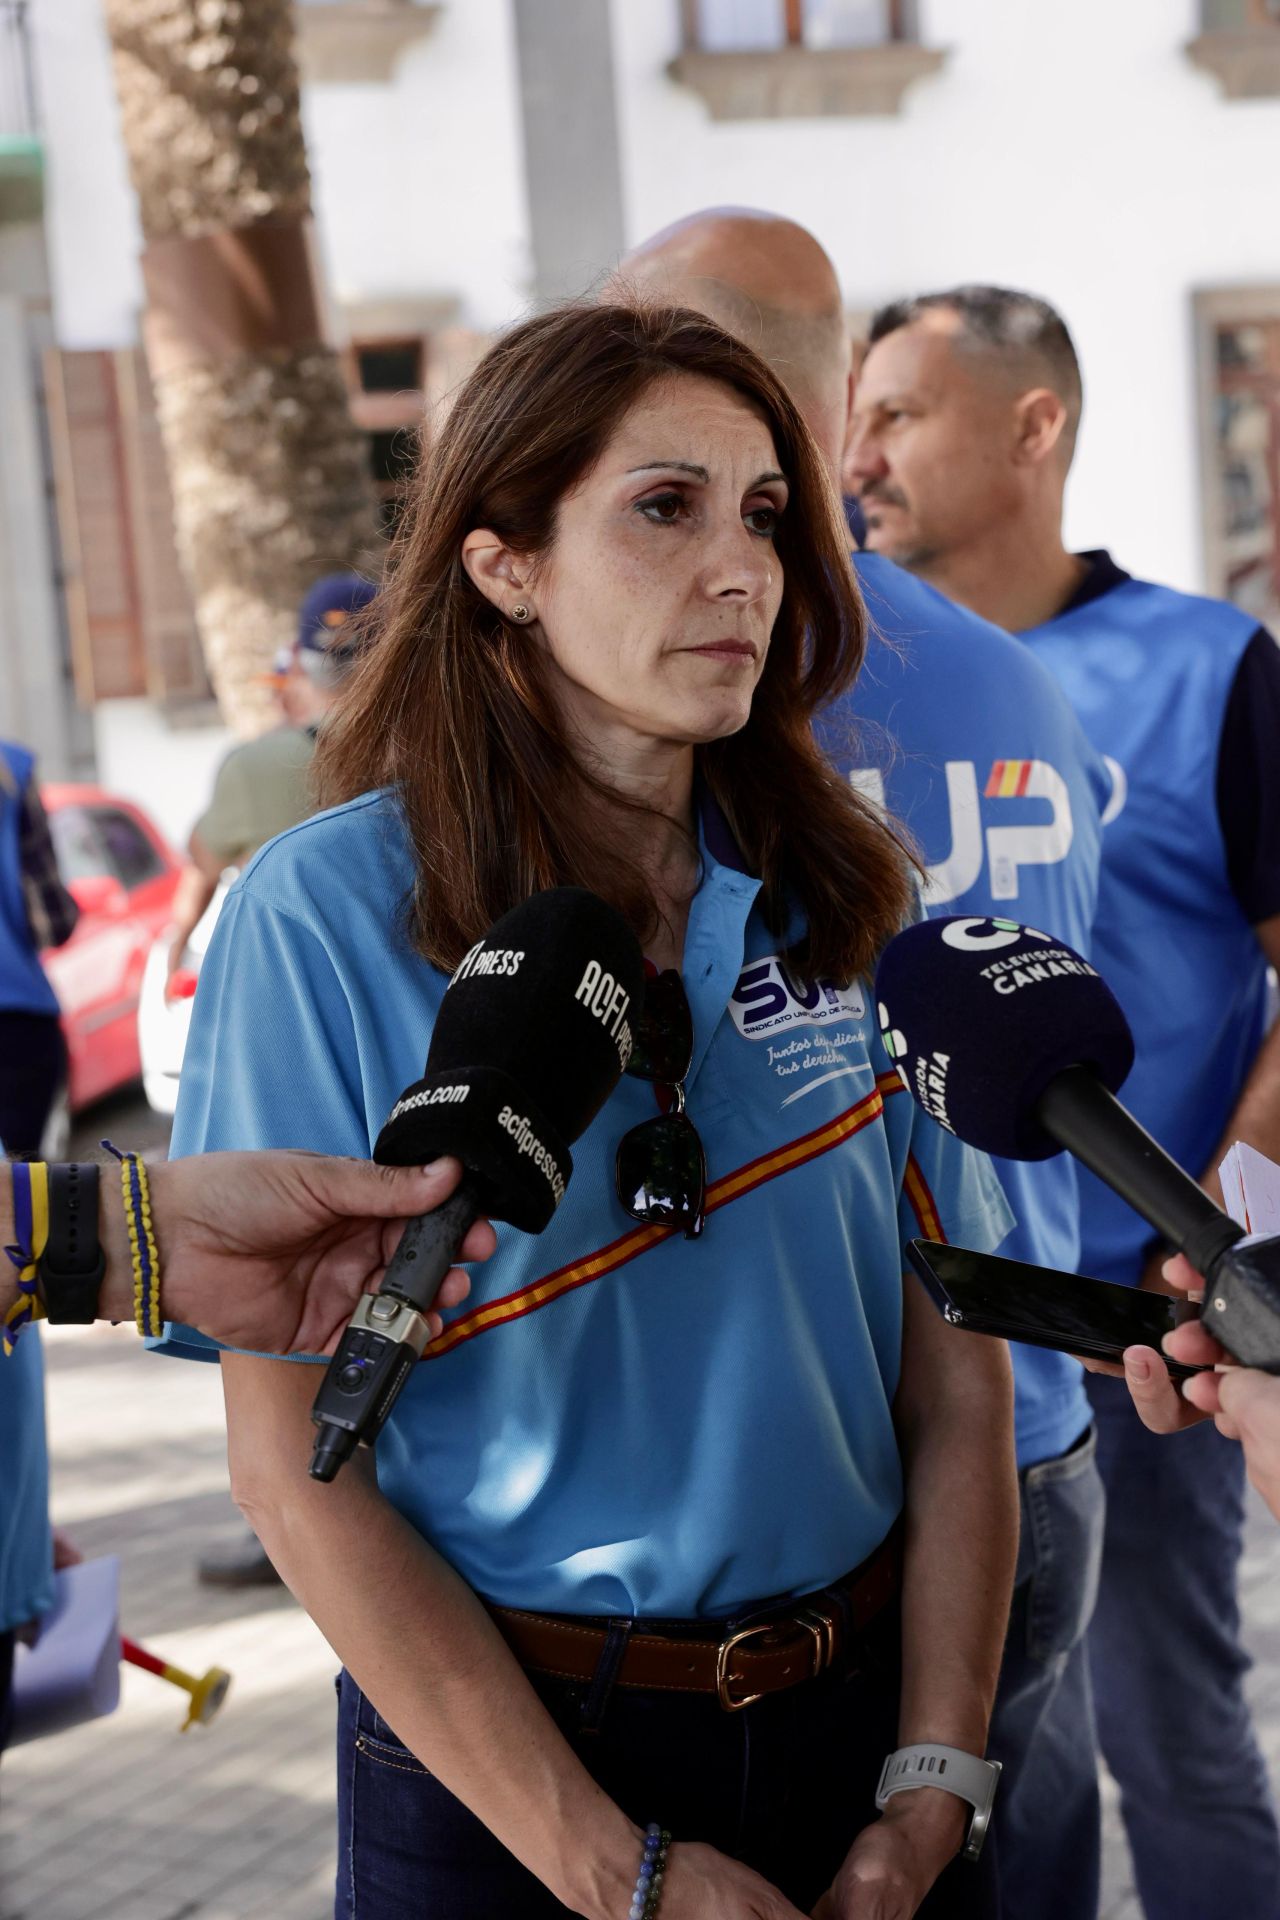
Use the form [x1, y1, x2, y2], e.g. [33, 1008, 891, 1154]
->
[0, 1332, 53, 1637]
[158, 789, 1012, 1620]
[818, 555, 1111, 1472]
[1020, 553, 1277, 1287]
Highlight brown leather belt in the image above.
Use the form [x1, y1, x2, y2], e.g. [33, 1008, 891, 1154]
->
[487, 1533, 901, 1713]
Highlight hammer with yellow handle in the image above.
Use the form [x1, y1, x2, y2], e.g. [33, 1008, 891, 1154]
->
[121, 1635, 232, 1730]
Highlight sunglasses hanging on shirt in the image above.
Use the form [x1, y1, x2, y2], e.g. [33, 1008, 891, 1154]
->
[615, 969, 707, 1240]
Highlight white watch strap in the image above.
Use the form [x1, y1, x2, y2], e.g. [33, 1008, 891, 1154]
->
[875, 1744, 1002, 1861]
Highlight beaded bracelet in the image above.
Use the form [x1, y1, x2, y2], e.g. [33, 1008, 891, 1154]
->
[628, 1824, 671, 1920]
[3, 1160, 50, 1356]
[105, 1145, 162, 1338]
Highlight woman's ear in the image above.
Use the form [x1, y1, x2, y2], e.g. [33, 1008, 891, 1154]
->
[461, 529, 535, 622]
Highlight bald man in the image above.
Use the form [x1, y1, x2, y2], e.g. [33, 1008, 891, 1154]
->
[850, 285, 1280, 1920]
[616, 214, 1113, 1920]
[616, 210, 853, 476]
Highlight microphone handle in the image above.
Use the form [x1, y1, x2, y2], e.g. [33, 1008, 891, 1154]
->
[1033, 1067, 1243, 1276]
[309, 1170, 488, 1482]
[377, 1173, 490, 1314]
[1034, 1069, 1280, 1369]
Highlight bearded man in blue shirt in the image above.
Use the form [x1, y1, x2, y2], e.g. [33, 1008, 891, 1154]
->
[617, 213, 1113, 1920]
[849, 281, 1280, 1920]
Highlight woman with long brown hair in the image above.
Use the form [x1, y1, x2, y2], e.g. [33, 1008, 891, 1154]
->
[160, 304, 1017, 1919]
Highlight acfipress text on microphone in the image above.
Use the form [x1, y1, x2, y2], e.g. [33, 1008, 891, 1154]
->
[575, 959, 634, 1069]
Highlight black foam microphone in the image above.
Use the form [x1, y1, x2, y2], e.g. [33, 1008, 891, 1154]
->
[309, 887, 645, 1480]
[874, 915, 1280, 1371]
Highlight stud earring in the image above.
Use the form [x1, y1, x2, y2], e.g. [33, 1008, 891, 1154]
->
[511, 603, 531, 624]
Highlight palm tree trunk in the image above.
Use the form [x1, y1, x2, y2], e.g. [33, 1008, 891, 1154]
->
[104, 0, 379, 733]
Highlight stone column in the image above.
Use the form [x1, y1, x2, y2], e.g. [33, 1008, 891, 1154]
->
[511, 0, 626, 303]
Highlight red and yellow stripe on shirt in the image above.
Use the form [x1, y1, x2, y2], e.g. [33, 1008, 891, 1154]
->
[985, 759, 1034, 799]
[903, 1153, 946, 1243]
[427, 1071, 910, 1361]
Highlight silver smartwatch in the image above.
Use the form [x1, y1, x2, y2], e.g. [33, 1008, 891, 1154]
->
[875, 1744, 1002, 1861]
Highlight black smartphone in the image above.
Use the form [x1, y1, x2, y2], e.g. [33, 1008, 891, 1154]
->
[905, 1240, 1208, 1379]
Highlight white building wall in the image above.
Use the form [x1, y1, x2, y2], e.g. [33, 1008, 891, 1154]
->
[30, 0, 142, 349]
[302, 0, 531, 329]
[611, 0, 1280, 597]
[31, 0, 532, 348]
[28, 0, 530, 817]
[29, 0, 1280, 600]
[0, 293, 75, 773]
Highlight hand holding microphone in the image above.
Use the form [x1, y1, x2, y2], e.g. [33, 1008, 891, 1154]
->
[309, 887, 644, 1481]
[874, 916, 1280, 1374]
[1127, 1253, 1280, 1504]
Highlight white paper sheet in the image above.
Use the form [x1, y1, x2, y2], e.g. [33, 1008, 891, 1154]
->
[1218, 1141, 1280, 1239]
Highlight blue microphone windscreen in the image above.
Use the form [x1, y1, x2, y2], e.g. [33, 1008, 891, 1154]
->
[874, 916, 1134, 1160]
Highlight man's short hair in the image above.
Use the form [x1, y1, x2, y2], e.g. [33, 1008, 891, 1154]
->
[869, 285, 1083, 459]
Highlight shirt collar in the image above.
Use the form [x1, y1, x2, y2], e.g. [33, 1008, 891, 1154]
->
[683, 779, 763, 1088]
[1056, 549, 1132, 618]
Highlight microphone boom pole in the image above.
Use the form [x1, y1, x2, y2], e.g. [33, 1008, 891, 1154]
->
[1034, 1068, 1245, 1279]
[1029, 1066, 1280, 1366]
[875, 917, 1280, 1372]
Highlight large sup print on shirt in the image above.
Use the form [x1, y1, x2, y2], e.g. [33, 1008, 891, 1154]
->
[854, 758, 1083, 905]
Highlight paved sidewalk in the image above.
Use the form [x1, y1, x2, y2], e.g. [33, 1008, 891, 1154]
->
[4, 1322, 1280, 1920]
[1, 1327, 336, 1920]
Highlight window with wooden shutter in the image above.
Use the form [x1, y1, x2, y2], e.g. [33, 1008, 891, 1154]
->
[44, 347, 146, 703]
[44, 347, 211, 710]
[113, 349, 211, 708]
[1195, 288, 1280, 633]
[344, 333, 426, 535]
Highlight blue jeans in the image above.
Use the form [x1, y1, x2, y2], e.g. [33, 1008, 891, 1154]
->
[0, 1630, 12, 1760]
[0, 1011, 64, 1155]
[1088, 1373, 1280, 1919]
[987, 1424, 1105, 1920]
[334, 1605, 999, 1918]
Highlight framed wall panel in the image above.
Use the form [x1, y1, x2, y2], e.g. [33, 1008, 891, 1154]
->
[1195, 288, 1280, 632]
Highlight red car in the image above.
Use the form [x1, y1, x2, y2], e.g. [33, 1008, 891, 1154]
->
[39, 784, 183, 1112]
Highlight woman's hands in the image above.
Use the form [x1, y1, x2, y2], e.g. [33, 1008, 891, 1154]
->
[810, 1793, 966, 1920]
[656, 1842, 807, 1919]
[646, 1805, 964, 1920]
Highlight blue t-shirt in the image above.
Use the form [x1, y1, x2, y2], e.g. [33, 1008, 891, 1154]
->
[1020, 556, 1271, 1286]
[817, 554, 1111, 1471]
[1, 740, 60, 1018]
[158, 790, 1011, 1619]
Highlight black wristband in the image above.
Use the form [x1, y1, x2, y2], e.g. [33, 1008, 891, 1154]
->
[41, 1162, 106, 1324]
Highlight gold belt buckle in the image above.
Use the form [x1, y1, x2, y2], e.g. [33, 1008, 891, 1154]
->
[715, 1600, 840, 1712]
[714, 1621, 776, 1712]
[797, 1602, 838, 1678]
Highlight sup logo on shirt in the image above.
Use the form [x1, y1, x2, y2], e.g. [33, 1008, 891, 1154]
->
[850, 758, 1079, 903]
[730, 957, 865, 1041]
